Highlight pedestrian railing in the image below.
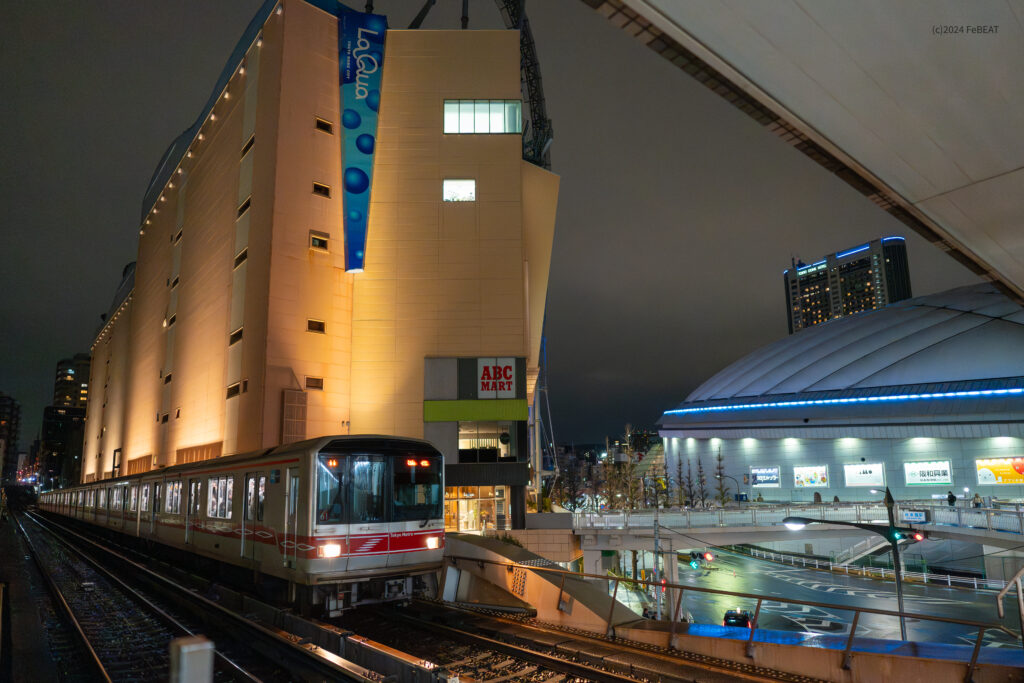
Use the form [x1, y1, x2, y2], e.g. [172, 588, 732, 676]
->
[743, 547, 1010, 591]
[572, 502, 1024, 537]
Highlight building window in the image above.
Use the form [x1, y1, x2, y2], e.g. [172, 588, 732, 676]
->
[312, 182, 331, 198]
[237, 197, 251, 217]
[241, 135, 255, 157]
[163, 373, 173, 384]
[305, 376, 324, 390]
[443, 179, 476, 202]
[229, 328, 243, 345]
[315, 118, 333, 134]
[167, 314, 176, 327]
[443, 100, 522, 134]
[310, 232, 329, 251]
[161, 413, 169, 423]
[226, 382, 241, 399]
[234, 249, 248, 268]
[307, 319, 326, 334]
[174, 230, 183, 244]
[171, 276, 180, 289]
[458, 421, 518, 463]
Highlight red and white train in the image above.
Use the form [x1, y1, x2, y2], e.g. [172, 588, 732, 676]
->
[38, 435, 445, 615]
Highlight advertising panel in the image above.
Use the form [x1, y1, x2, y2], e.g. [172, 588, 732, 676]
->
[844, 463, 885, 487]
[750, 466, 780, 488]
[975, 458, 1024, 486]
[904, 460, 952, 486]
[793, 465, 829, 488]
[476, 358, 516, 399]
[338, 7, 387, 272]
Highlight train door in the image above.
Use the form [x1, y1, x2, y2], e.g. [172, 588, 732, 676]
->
[185, 478, 200, 544]
[348, 454, 389, 571]
[242, 472, 264, 560]
[151, 482, 161, 535]
[284, 467, 300, 568]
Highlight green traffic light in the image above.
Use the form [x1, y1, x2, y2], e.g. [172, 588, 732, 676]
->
[689, 560, 699, 569]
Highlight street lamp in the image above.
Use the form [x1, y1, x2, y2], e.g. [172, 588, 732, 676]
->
[782, 487, 923, 641]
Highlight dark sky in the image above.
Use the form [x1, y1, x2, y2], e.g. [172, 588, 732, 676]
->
[0, 0, 978, 450]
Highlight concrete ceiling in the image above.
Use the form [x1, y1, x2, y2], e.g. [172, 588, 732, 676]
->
[584, 0, 1024, 301]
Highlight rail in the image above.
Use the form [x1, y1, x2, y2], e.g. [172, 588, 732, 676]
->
[572, 501, 1024, 535]
[996, 564, 1024, 655]
[449, 554, 1023, 681]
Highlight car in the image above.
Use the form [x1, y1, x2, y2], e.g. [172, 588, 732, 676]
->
[723, 609, 753, 628]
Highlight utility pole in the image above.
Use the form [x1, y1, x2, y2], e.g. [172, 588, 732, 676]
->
[884, 487, 908, 640]
[654, 490, 662, 620]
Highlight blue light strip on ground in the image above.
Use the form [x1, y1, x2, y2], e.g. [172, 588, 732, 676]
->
[835, 244, 870, 259]
[662, 387, 1024, 416]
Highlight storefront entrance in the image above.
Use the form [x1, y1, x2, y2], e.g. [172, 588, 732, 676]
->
[444, 485, 508, 532]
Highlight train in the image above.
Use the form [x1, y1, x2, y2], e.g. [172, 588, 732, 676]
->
[37, 435, 445, 616]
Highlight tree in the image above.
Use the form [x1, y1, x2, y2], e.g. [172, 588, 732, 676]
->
[696, 454, 708, 507]
[683, 458, 696, 506]
[552, 457, 588, 512]
[674, 456, 686, 507]
[714, 447, 730, 505]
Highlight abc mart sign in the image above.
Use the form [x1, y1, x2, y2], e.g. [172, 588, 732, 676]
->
[477, 357, 516, 399]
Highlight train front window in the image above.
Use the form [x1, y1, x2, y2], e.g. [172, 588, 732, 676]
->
[393, 454, 442, 521]
[317, 456, 346, 524]
[352, 455, 386, 522]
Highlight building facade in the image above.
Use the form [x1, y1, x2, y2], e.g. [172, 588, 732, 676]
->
[660, 284, 1024, 503]
[784, 236, 911, 333]
[0, 393, 20, 482]
[81, 1, 558, 531]
[53, 353, 91, 409]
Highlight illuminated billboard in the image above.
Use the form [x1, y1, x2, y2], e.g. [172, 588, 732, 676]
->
[975, 458, 1024, 486]
[904, 460, 952, 486]
[750, 466, 780, 488]
[793, 465, 828, 488]
[844, 463, 885, 487]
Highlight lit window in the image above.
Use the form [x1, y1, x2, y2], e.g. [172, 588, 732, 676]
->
[307, 319, 326, 334]
[305, 376, 324, 390]
[443, 100, 522, 134]
[443, 179, 476, 202]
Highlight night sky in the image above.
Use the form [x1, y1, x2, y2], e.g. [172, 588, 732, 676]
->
[0, 1, 979, 451]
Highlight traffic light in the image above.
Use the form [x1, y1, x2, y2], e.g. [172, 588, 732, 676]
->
[689, 550, 700, 569]
[703, 552, 715, 563]
[911, 531, 926, 542]
[660, 578, 667, 593]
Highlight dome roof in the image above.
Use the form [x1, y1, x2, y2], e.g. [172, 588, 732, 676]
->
[687, 283, 1024, 403]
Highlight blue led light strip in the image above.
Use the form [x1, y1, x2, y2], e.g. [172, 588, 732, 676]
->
[663, 387, 1024, 416]
[835, 244, 870, 259]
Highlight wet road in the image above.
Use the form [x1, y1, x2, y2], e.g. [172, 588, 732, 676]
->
[664, 550, 1022, 647]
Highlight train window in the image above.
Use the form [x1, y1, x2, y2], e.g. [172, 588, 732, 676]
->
[141, 484, 151, 512]
[393, 453, 443, 522]
[316, 456, 345, 524]
[164, 481, 182, 514]
[129, 485, 138, 512]
[189, 480, 202, 516]
[245, 474, 267, 522]
[111, 487, 122, 510]
[98, 489, 106, 509]
[207, 476, 234, 519]
[351, 455, 386, 523]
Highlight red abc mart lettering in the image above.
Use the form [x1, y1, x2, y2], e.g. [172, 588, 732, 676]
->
[480, 364, 514, 392]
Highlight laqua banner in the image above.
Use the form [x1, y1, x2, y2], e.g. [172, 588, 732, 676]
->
[338, 7, 387, 272]
[750, 466, 780, 488]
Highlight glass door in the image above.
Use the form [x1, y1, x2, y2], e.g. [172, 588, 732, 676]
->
[185, 479, 200, 544]
[284, 467, 299, 568]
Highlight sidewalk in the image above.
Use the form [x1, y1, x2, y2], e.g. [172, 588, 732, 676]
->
[0, 516, 60, 682]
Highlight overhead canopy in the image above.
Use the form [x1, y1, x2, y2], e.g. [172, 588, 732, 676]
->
[586, 0, 1024, 301]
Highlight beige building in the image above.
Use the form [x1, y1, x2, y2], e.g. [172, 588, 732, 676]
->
[83, 1, 558, 530]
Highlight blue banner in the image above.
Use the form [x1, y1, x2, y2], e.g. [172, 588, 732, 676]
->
[338, 7, 387, 272]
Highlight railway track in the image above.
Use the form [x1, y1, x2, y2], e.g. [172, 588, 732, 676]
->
[20, 511, 381, 682]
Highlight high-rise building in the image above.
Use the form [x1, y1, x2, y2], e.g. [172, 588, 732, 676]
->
[784, 237, 911, 333]
[82, 1, 559, 532]
[53, 353, 91, 409]
[0, 393, 20, 482]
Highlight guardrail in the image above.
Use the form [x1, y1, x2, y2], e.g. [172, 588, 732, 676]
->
[744, 547, 1009, 591]
[572, 502, 1024, 536]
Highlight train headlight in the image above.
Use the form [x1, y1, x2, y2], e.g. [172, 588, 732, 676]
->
[318, 543, 342, 558]
[425, 536, 439, 549]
